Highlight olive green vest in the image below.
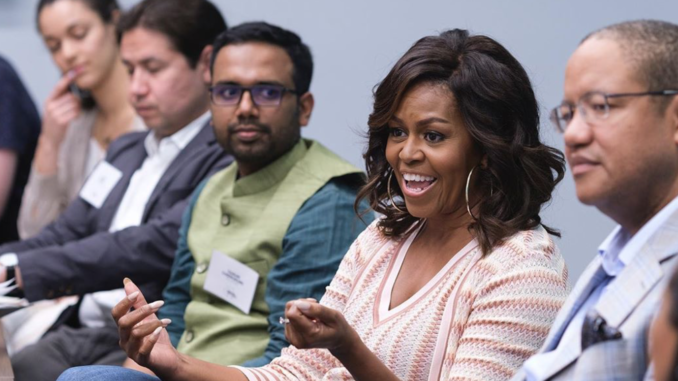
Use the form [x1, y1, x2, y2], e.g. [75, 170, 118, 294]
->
[177, 139, 361, 365]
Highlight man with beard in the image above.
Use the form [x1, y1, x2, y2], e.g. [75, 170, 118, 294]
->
[118, 21, 372, 375]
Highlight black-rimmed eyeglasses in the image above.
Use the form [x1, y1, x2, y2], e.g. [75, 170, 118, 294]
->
[550, 90, 678, 133]
[209, 84, 297, 107]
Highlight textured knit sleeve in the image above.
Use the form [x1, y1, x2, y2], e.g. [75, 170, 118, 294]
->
[441, 228, 570, 381]
[234, 222, 383, 381]
[17, 170, 68, 239]
[17, 113, 93, 239]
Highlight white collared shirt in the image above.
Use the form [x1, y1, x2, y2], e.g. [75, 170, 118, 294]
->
[108, 112, 208, 232]
[79, 111, 210, 328]
[523, 194, 678, 381]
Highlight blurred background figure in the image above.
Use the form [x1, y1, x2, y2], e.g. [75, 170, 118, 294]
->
[18, 0, 144, 238]
[0, 55, 40, 244]
[0, 0, 231, 378]
[4, 0, 144, 365]
[650, 268, 678, 381]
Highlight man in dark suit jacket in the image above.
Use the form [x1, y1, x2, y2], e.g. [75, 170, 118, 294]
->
[1, 1, 231, 380]
[2, 122, 229, 303]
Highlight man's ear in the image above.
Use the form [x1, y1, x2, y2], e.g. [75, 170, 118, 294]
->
[665, 96, 678, 146]
[298, 92, 314, 127]
[198, 45, 213, 84]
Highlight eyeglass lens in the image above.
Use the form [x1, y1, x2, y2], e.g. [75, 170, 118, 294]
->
[551, 92, 609, 132]
[211, 84, 287, 106]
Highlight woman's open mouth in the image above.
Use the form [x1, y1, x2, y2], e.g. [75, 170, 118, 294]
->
[401, 172, 437, 196]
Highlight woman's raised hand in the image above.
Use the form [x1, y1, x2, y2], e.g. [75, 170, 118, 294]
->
[283, 299, 360, 357]
[112, 278, 179, 378]
[41, 70, 81, 149]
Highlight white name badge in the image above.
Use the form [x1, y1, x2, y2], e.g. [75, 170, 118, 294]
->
[204, 251, 260, 314]
[79, 161, 123, 209]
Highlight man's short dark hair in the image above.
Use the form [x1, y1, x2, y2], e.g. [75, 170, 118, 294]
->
[210, 22, 313, 94]
[584, 20, 678, 99]
[118, 0, 227, 68]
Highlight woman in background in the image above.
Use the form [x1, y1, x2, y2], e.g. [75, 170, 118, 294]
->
[18, 0, 144, 238]
[4, 0, 145, 368]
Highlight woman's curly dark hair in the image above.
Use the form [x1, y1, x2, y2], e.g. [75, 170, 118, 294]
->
[355, 29, 566, 255]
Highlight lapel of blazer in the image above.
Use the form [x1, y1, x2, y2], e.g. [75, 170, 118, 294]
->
[596, 208, 678, 328]
[98, 133, 148, 231]
[141, 120, 215, 221]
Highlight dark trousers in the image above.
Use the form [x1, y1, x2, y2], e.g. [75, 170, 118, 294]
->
[11, 325, 126, 381]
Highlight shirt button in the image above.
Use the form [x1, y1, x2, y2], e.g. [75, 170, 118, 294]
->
[221, 214, 230, 226]
[185, 330, 194, 343]
[196, 262, 208, 274]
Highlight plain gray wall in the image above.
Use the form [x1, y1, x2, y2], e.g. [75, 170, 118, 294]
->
[1, 0, 677, 281]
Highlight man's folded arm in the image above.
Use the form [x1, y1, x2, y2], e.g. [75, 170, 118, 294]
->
[0, 196, 94, 254]
[17, 195, 190, 302]
[0, 131, 145, 255]
[16, 152, 232, 302]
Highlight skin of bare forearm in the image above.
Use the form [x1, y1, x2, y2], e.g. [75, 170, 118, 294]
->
[33, 137, 60, 175]
[165, 344, 399, 381]
[159, 353, 248, 381]
[160, 331, 398, 380]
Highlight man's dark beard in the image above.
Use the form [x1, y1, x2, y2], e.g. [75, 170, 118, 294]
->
[224, 121, 272, 163]
[226, 120, 272, 142]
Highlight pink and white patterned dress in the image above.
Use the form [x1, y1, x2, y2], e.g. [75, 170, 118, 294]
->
[235, 221, 569, 381]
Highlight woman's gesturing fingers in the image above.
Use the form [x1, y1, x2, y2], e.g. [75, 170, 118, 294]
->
[283, 299, 355, 354]
[111, 278, 154, 323]
[125, 318, 171, 362]
[47, 70, 76, 101]
[112, 279, 165, 350]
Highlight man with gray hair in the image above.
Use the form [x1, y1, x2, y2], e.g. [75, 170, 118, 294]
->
[512, 19, 678, 380]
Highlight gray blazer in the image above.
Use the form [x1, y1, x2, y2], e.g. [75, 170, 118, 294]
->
[0, 121, 232, 303]
[18, 109, 146, 239]
[511, 207, 678, 381]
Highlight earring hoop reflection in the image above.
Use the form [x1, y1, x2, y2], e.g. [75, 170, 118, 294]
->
[466, 166, 479, 220]
[387, 169, 406, 214]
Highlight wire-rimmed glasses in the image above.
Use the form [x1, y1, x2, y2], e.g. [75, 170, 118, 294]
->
[550, 90, 678, 133]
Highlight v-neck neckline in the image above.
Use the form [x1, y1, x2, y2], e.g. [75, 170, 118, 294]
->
[374, 223, 478, 326]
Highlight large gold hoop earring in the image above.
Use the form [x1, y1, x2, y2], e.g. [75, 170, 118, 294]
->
[387, 169, 406, 213]
[465, 166, 478, 220]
